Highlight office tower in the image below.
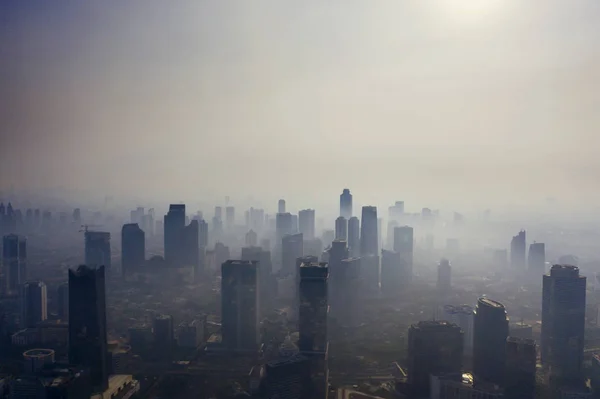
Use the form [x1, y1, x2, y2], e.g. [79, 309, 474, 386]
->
[298, 262, 328, 353]
[262, 355, 312, 399]
[505, 337, 536, 399]
[225, 206, 235, 231]
[182, 219, 199, 270]
[198, 219, 208, 248]
[528, 242, 545, 277]
[542, 265, 586, 383]
[21, 281, 47, 328]
[242, 246, 274, 315]
[221, 260, 260, 351]
[437, 258, 452, 293]
[440, 305, 474, 356]
[334, 216, 347, 241]
[360, 206, 378, 256]
[245, 229, 258, 247]
[248, 208, 265, 232]
[214, 242, 230, 270]
[290, 214, 298, 233]
[282, 233, 303, 277]
[388, 201, 405, 222]
[276, 212, 293, 245]
[121, 223, 145, 276]
[380, 249, 401, 297]
[163, 204, 186, 266]
[2, 234, 26, 293]
[340, 189, 352, 219]
[386, 220, 398, 250]
[153, 314, 174, 361]
[510, 230, 527, 269]
[298, 209, 316, 240]
[84, 231, 111, 274]
[57, 282, 69, 321]
[394, 226, 414, 284]
[214, 206, 222, 220]
[347, 217, 360, 257]
[408, 321, 464, 397]
[361, 254, 380, 293]
[278, 199, 286, 214]
[69, 265, 108, 391]
[330, 257, 360, 328]
[326, 241, 347, 320]
[294, 255, 319, 322]
[473, 298, 509, 385]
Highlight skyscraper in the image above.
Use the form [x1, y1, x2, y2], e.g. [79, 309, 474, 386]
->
[225, 206, 235, 231]
[339, 189, 352, 219]
[542, 265, 586, 383]
[437, 258, 452, 293]
[505, 337, 536, 399]
[298, 209, 315, 240]
[163, 204, 186, 267]
[276, 212, 293, 246]
[440, 305, 474, 356]
[388, 201, 404, 222]
[84, 231, 111, 272]
[334, 217, 347, 241]
[153, 314, 174, 361]
[242, 246, 274, 315]
[121, 223, 145, 276]
[473, 298, 509, 385]
[394, 226, 414, 284]
[380, 249, 401, 297]
[69, 265, 108, 391]
[360, 206, 378, 256]
[21, 281, 47, 328]
[510, 230, 526, 269]
[329, 257, 360, 328]
[182, 219, 199, 270]
[221, 260, 260, 351]
[282, 233, 303, 277]
[298, 262, 328, 354]
[347, 217, 360, 257]
[528, 242, 545, 277]
[408, 321, 464, 397]
[278, 199, 286, 214]
[2, 234, 26, 294]
[57, 282, 69, 321]
[245, 229, 258, 247]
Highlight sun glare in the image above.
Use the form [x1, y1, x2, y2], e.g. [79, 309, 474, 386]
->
[437, 0, 506, 24]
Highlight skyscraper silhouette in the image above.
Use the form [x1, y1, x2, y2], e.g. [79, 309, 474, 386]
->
[360, 206, 378, 256]
[473, 298, 509, 385]
[84, 231, 111, 272]
[339, 189, 352, 219]
[121, 223, 145, 276]
[2, 234, 26, 294]
[528, 242, 545, 277]
[298, 209, 315, 240]
[510, 230, 526, 269]
[334, 216, 347, 241]
[163, 204, 186, 267]
[394, 226, 413, 283]
[347, 217, 360, 257]
[437, 258, 452, 293]
[21, 281, 47, 328]
[282, 233, 303, 277]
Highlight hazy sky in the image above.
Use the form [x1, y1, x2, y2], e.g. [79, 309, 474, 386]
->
[2, 0, 600, 212]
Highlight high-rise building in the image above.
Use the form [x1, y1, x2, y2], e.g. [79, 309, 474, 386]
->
[347, 217, 360, 257]
[528, 242, 545, 277]
[245, 229, 258, 247]
[473, 298, 509, 385]
[380, 249, 401, 297]
[121, 223, 145, 276]
[262, 354, 312, 399]
[182, 220, 199, 270]
[408, 320, 464, 397]
[505, 337, 536, 399]
[282, 233, 303, 277]
[57, 282, 69, 321]
[84, 231, 111, 272]
[221, 260, 260, 351]
[295, 255, 319, 323]
[510, 230, 526, 269]
[278, 199, 286, 214]
[388, 201, 404, 222]
[198, 219, 209, 248]
[298, 209, 315, 240]
[437, 258, 452, 293]
[360, 206, 378, 256]
[326, 241, 348, 322]
[242, 246, 274, 315]
[298, 262, 328, 354]
[361, 254, 380, 293]
[276, 212, 293, 246]
[225, 206, 235, 231]
[386, 220, 398, 250]
[440, 305, 474, 356]
[334, 217, 347, 241]
[542, 265, 586, 383]
[153, 314, 174, 361]
[21, 281, 47, 328]
[329, 257, 360, 328]
[394, 226, 414, 284]
[163, 204, 186, 267]
[69, 265, 108, 391]
[340, 189, 352, 219]
[2, 234, 27, 293]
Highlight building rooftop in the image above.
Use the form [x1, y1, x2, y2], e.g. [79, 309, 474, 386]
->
[478, 297, 505, 309]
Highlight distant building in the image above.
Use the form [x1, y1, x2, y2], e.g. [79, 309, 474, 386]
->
[85, 231, 111, 272]
[440, 305, 474, 356]
[298, 261, 328, 354]
[21, 281, 47, 328]
[225, 206, 235, 231]
[381, 250, 401, 297]
[298, 209, 315, 240]
[242, 246, 274, 315]
[163, 204, 186, 266]
[360, 206, 378, 256]
[276, 213, 293, 246]
[334, 217, 347, 241]
[245, 229, 258, 247]
[261, 354, 311, 399]
[347, 217, 360, 257]
[153, 315, 174, 361]
[528, 242, 545, 277]
[340, 189, 352, 219]
[388, 201, 404, 222]
[121, 223, 145, 276]
[278, 199, 286, 214]
[393, 226, 414, 284]
[57, 282, 69, 321]
[282, 233, 303, 277]
[473, 298, 509, 385]
[408, 320, 464, 397]
[437, 258, 452, 293]
[2, 234, 27, 294]
[510, 230, 526, 269]
[361, 254, 380, 293]
[505, 337, 536, 399]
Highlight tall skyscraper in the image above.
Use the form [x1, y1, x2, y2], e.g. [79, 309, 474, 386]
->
[542, 265, 586, 383]
[85, 231, 111, 273]
[347, 217, 360, 257]
[221, 260, 260, 351]
[69, 265, 108, 391]
[394, 226, 414, 284]
[505, 337, 536, 399]
[380, 249, 401, 297]
[334, 217, 347, 241]
[339, 189, 352, 219]
[182, 219, 199, 270]
[473, 298, 509, 385]
[121, 223, 145, 276]
[298, 262, 328, 353]
[278, 199, 286, 214]
[440, 305, 474, 356]
[242, 246, 274, 315]
[153, 314, 174, 361]
[510, 230, 527, 269]
[528, 242, 545, 277]
[408, 320, 463, 397]
[57, 282, 69, 321]
[330, 257, 360, 328]
[21, 281, 47, 328]
[282, 233, 303, 276]
[262, 355, 312, 399]
[437, 258, 452, 293]
[276, 212, 293, 246]
[298, 209, 315, 240]
[163, 204, 186, 266]
[2, 234, 26, 293]
[361, 254, 380, 293]
[198, 219, 209, 248]
[360, 206, 378, 256]
[225, 206, 235, 231]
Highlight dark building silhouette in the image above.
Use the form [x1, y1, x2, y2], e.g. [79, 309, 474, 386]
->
[339, 189, 352, 220]
[347, 217, 360, 257]
[360, 206, 378, 256]
[298, 209, 315, 240]
[69, 265, 108, 391]
[225, 206, 235, 231]
[276, 212, 293, 243]
[153, 314, 174, 361]
[542, 265, 586, 383]
[2, 234, 27, 294]
[298, 261, 328, 353]
[221, 260, 260, 351]
[183, 220, 199, 270]
[408, 320, 463, 397]
[21, 281, 47, 328]
[381, 249, 401, 297]
[261, 354, 311, 399]
[57, 282, 69, 321]
[505, 337, 536, 399]
[528, 242, 545, 277]
[334, 216, 347, 241]
[121, 223, 145, 276]
[327, 241, 348, 321]
[510, 230, 527, 269]
[163, 204, 186, 267]
[84, 231, 111, 273]
[473, 298, 509, 385]
[198, 219, 209, 248]
[361, 254, 380, 293]
[242, 246, 274, 315]
[282, 233, 303, 277]
[437, 258, 452, 293]
[393, 226, 414, 284]
[278, 199, 286, 214]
